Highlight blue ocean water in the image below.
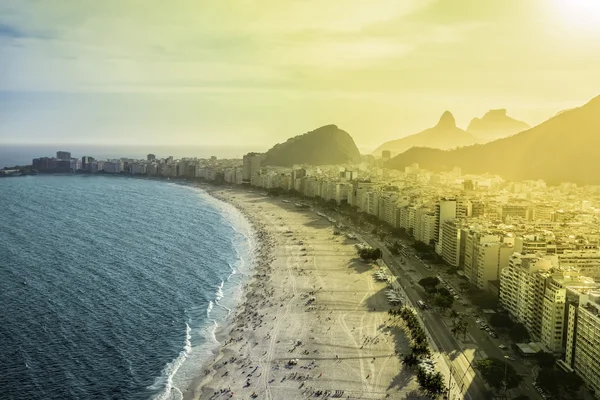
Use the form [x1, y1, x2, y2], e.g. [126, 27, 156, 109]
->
[0, 175, 254, 400]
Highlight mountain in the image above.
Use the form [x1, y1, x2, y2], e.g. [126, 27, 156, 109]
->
[467, 109, 529, 142]
[262, 124, 361, 167]
[385, 94, 600, 185]
[372, 111, 478, 156]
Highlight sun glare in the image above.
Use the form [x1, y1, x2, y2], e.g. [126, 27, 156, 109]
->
[558, 0, 600, 30]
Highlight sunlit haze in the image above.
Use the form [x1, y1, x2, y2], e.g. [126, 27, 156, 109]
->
[2, 0, 600, 151]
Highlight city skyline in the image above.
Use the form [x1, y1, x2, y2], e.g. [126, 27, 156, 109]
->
[2, 0, 600, 149]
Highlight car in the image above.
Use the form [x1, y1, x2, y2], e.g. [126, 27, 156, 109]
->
[499, 344, 507, 349]
[490, 332, 497, 338]
[479, 326, 486, 330]
[504, 356, 515, 361]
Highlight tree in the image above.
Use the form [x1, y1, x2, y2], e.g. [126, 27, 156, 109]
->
[509, 323, 530, 343]
[512, 396, 530, 400]
[418, 277, 440, 291]
[490, 313, 514, 331]
[358, 247, 382, 261]
[451, 315, 469, 340]
[466, 289, 499, 309]
[534, 352, 556, 369]
[411, 342, 431, 357]
[402, 353, 418, 367]
[433, 294, 454, 314]
[476, 358, 523, 394]
[417, 369, 446, 398]
[438, 287, 451, 297]
[536, 367, 584, 400]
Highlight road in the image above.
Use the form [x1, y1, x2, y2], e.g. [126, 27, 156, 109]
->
[306, 205, 542, 399]
[359, 233, 487, 400]
[360, 232, 542, 400]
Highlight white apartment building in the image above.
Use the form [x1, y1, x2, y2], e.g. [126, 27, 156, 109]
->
[130, 163, 147, 175]
[415, 213, 436, 245]
[103, 161, 123, 174]
[147, 164, 157, 176]
[499, 253, 555, 340]
[441, 219, 462, 267]
[463, 231, 500, 284]
[366, 191, 379, 216]
[540, 272, 595, 353]
[378, 194, 399, 227]
[242, 153, 265, 182]
[435, 198, 457, 254]
[474, 242, 514, 290]
[565, 292, 600, 396]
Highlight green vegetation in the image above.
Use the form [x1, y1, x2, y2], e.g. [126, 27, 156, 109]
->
[389, 307, 431, 359]
[475, 358, 523, 395]
[509, 322, 530, 343]
[418, 277, 439, 291]
[433, 293, 454, 314]
[358, 247, 382, 262]
[534, 352, 556, 369]
[489, 313, 514, 331]
[450, 313, 468, 340]
[262, 124, 361, 167]
[385, 95, 600, 185]
[416, 368, 446, 398]
[389, 307, 445, 397]
[464, 287, 499, 309]
[536, 367, 584, 400]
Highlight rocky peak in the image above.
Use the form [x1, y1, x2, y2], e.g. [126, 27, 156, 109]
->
[436, 111, 456, 129]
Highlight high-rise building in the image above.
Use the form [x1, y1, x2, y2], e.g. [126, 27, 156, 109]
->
[56, 151, 71, 160]
[565, 292, 600, 395]
[441, 220, 463, 267]
[434, 198, 457, 254]
[499, 253, 555, 340]
[242, 152, 265, 182]
[81, 156, 94, 171]
[147, 154, 156, 161]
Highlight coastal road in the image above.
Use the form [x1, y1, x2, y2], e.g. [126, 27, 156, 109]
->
[361, 233, 542, 400]
[359, 234, 486, 400]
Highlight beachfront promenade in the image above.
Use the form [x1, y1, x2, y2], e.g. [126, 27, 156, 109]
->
[184, 189, 428, 400]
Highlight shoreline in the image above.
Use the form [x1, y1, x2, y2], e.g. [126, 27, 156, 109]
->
[180, 185, 276, 399]
[183, 186, 420, 400]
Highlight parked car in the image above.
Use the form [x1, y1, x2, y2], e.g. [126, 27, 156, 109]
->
[498, 344, 507, 349]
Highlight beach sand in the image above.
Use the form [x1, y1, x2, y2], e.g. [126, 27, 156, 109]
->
[183, 189, 420, 400]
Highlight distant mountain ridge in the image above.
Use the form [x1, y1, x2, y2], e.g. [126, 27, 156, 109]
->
[385, 94, 600, 185]
[262, 124, 360, 167]
[372, 111, 478, 156]
[467, 109, 529, 142]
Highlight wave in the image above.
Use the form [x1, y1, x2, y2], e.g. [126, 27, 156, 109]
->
[149, 324, 192, 400]
[206, 301, 213, 318]
[215, 280, 224, 301]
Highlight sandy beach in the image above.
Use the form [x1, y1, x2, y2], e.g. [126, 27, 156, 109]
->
[183, 188, 422, 400]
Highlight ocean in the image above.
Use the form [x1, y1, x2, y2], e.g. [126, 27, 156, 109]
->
[0, 175, 255, 400]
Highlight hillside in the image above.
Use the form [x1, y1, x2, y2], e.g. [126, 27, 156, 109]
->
[467, 109, 529, 142]
[385, 94, 600, 185]
[262, 124, 361, 167]
[373, 111, 478, 156]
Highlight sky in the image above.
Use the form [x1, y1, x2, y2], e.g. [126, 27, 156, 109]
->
[1, 0, 600, 152]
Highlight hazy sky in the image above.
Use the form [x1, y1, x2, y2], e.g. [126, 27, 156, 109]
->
[2, 0, 600, 151]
